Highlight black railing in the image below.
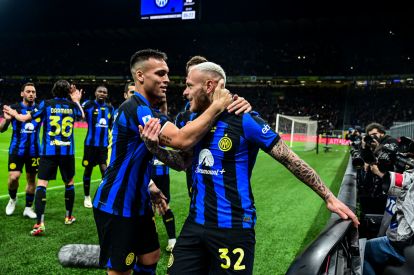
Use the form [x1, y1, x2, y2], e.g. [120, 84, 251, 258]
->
[286, 158, 361, 275]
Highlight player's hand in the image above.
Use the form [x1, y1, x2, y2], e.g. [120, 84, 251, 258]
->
[3, 109, 12, 120]
[212, 79, 232, 112]
[325, 195, 360, 228]
[70, 84, 83, 103]
[227, 94, 252, 115]
[149, 182, 168, 215]
[139, 118, 161, 153]
[3, 105, 18, 118]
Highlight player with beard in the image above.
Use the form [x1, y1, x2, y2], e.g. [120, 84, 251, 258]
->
[92, 49, 233, 275]
[3, 80, 84, 236]
[140, 62, 359, 275]
[0, 83, 40, 219]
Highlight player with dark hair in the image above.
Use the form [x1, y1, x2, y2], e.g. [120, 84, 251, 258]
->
[3, 80, 84, 236]
[81, 85, 114, 208]
[123, 81, 135, 100]
[92, 48, 233, 275]
[0, 82, 40, 218]
[140, 61, 359, 275]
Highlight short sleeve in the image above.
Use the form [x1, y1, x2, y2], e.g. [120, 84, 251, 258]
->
[242, 112, 280, 152]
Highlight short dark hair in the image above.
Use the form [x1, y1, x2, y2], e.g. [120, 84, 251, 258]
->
[366, 122, 386, 134]
[186, 55, 208, 73]
[21, 82, 35, 91]
[51, 80, 70, 98]
[124, 81, 135, 93]
[130, 49, 167, 78]
[95, 85, 107, 92]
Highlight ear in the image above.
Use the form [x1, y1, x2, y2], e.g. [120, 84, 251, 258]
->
[20, 91, 24, 98]
[205, 80, 217, 94]
[136, 70, 144, 83]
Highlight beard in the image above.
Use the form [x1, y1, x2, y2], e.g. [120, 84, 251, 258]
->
[192, 92, 211, 113]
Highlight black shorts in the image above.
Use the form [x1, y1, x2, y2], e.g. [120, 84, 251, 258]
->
[93, 208, 160, 272]
[37, 155, 75, 183]
[82, 146, 108, 167]
[8, 154, 39, 173]
[152, 174, 171, 203]
[168, 219, 255, 275]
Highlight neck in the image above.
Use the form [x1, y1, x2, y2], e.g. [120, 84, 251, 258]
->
[137, 90, 156, 106]
[22, 100, 33, 107]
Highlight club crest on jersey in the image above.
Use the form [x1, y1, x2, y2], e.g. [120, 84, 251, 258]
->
[218, 136, 232, 152]
[155, 0, 169, 8]
[125, 252, 135, 266]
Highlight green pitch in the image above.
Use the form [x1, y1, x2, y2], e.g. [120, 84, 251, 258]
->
[0, 128, 349, 274]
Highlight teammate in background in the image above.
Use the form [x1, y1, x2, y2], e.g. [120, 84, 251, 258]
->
[123, 81, 135, 100]
[92, 49, 233, 275]
[140, 62, 359, 275]
[81, 85, 114, 208]
[3, 80, 84, 236]
[0, 83, 40, 218]
[150, 94, 177, 253]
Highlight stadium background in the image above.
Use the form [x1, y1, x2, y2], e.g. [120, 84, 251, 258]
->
[0, 0, 413, 274]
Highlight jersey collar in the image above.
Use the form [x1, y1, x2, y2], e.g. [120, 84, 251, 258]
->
[134, 92, 151, 107]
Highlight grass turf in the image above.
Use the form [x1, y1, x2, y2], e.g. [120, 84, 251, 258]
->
[0, 127, 349, 274]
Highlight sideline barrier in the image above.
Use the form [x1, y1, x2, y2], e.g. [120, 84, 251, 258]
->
[286, 157, 361, 274]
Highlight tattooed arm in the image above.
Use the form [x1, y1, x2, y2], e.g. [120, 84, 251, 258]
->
[269, 138, 360, 227]
[139, 118, 193, 171]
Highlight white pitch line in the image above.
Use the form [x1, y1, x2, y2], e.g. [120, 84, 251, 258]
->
[0, 179, 101, 200]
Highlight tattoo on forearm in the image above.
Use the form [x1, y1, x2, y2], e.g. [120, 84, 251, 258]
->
[269, 139, 333, 200]
[143, 137, 191, 171]
[159, 134, 172, 146]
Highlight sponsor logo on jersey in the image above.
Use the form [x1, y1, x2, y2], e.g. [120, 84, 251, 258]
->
[218, 136, 232, 152]
[21, 122, 36, 133]
[262, 124, 271, 134]
[95, 118, 108, 128]
[153, 159, 165, 166]
[196, 149, 225, 175]
[50, 140, 71, 146]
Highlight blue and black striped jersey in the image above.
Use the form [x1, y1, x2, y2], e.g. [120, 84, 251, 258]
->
[8, 102, 41, 156]
[189, 111, 280, 229]
[81, 100, 114, 147]
[152, 157, 169, 176]
[93, 92, 168, 217]
[31, 98, 83, 156]
[174, 110, 197, 129]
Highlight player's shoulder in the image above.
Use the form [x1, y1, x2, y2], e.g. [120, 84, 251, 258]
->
[81, 100, 93, 108]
